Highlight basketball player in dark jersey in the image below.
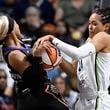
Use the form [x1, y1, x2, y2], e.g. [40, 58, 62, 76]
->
[0, 15, 68, 110]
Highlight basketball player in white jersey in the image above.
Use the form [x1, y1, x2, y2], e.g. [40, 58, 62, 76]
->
[33, 7, 110, 110]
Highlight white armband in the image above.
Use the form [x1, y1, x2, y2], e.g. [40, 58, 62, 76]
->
[52, 38, 96, 60]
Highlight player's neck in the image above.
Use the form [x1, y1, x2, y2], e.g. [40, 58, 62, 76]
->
[86, 37, 92, 43]
[4, 36, 21, 47]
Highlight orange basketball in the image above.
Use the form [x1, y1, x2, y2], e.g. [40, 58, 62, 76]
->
[41, 46, 62, 70]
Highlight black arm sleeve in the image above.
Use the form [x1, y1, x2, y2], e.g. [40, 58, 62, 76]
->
[22, 57, 48, 90]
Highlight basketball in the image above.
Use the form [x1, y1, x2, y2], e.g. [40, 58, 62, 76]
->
[41, 46, 62, 70]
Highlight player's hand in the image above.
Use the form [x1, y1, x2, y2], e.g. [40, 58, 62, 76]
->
[34, 35, 55, 49]
[32, 40, 53, 57]
[32, 35, 55, 57]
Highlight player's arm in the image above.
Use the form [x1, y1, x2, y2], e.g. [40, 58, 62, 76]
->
[60, 58, 78, 90]
[59, 58, 77, 78]
[33, 35, 96, 60]
[8, 48, 48, 88]
[53, 39, 96, 60]
[91, 32, 108, 52]
[2, 51, 28, 104]
[8, 50, 40, 84]
[52, 32, 107, 60]
[34, 32, 107, 60]
[8, 50, 31, 74]
[53, 32, 107, 56]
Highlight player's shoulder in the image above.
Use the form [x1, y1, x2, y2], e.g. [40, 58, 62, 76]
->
[93, 32, 110, 40]
[8, 50, 27, 65]
[9, 50, 25, 58]
[8, 50, 31, 74]
[95, 32, 109, 37]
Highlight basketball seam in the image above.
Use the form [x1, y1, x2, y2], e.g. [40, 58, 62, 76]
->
[54, 47, 57, 64]
[46, 49, 54, 68]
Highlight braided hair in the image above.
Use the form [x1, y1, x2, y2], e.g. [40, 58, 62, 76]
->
[93, 7, 110, 34]
[94, 8, 110, 24]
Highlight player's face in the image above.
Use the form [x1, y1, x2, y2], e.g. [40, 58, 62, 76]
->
[13, 21, 22, 39]
[88, 13, 105, 38]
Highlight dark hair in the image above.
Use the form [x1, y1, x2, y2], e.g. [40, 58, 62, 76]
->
[93, 7, 110, 24]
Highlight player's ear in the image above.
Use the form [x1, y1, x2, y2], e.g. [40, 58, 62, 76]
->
[104, 23, 110, 33]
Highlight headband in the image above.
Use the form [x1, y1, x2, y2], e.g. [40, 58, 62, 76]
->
[7, 16, 14, 34]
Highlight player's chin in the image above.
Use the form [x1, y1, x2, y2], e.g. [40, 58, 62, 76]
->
[89, 32, 95, 38]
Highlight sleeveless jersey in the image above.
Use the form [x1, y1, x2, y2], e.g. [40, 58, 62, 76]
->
[75, 52, 110, 110]
[2, 44, 50, 92]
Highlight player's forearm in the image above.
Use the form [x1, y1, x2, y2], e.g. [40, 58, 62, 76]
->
[59, 58, 77, 78]
[52, 38, 96, 60]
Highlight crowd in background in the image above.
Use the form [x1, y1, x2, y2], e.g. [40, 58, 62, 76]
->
[0, 0, 100, 110]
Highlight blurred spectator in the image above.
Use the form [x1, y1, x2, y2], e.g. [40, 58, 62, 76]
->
[48, 0, 57, 5]
[41, 23, 57, 36]
[20, 5, 44, 46]
[0, 0, 28, 22]
[56, 0, 95, 41]
[58, 0, 93, 28]
[0, 69, 7, 95]
[56, 20, 81, 47]
[0, 66, 15, 110]
[29, 0, 55, 23]
[14, 0, 29, 22]
[0, 45, 4, 62]
[0, 0, 16, 16]
[52, 76, 78, 110]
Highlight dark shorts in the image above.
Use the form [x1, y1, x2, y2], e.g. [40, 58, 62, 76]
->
[17, 84, 69, 110]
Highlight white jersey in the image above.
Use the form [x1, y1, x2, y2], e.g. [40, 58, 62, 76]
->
[75, 52, 110, 110]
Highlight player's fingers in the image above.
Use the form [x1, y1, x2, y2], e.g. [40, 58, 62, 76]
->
[33, 38, 41, 49]
[47, 41, 55, 48]
[33, 40, 47, 54]
[40, 38, 49, 46]
[34, 35, 55, 49]
[39, 35, 55, 45]
[43, 43, 52, 54]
